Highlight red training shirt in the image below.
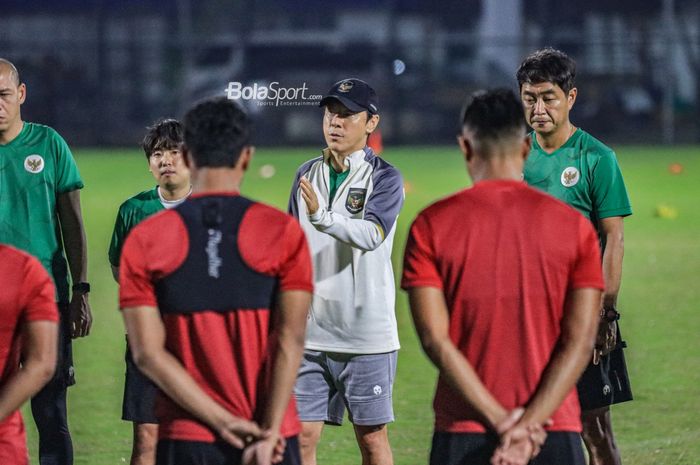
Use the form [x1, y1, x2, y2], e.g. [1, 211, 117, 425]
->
[0, 244, 59, 464]
[119, 193, 313, 442]
[401, 180, 604, 433]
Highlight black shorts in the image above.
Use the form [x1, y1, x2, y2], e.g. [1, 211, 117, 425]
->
[155, 436, 301, 465]
[122, 338, 159, 423]
[430, 431, 585, 465]
[55, 303, 76, 388]
[577, 323, 633, 410]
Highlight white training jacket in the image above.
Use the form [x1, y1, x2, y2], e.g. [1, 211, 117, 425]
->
[289, 147, 404, 354]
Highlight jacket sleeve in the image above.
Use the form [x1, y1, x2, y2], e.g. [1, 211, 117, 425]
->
[308, 164, 404, 252]
[308, 209, 385, 252]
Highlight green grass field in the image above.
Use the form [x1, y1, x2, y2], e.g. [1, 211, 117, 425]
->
[22, 145, 700, 464]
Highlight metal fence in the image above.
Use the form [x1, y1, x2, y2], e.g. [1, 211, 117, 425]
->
[1, 1, 698, 146]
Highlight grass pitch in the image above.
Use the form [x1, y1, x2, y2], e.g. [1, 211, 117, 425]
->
[22, 145, 700, 464]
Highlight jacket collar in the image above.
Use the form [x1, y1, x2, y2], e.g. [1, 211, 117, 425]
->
[321, 147, 370, 171]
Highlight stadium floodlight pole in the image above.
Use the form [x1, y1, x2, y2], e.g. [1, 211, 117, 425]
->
[662, 0, 676, 144]
[176, 0, 193, 115]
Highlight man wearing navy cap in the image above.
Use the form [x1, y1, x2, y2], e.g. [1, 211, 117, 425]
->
[288, 79, 404, 465]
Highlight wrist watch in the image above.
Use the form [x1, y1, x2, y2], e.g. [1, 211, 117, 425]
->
[601, 306, 620, 322]
[72, 282, 91, 294]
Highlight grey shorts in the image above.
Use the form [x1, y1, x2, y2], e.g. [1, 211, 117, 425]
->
[294, 350, 397, 426]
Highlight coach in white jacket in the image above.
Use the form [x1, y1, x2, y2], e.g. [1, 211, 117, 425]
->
[288, 78, 404, 465]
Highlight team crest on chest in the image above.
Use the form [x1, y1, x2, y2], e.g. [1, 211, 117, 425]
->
[24, 154, 45, 174]
[345, 188, 367, 214]
[561, 167, 580, 187]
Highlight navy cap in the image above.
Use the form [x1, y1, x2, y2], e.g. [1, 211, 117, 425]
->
[319, 78, 379, 115]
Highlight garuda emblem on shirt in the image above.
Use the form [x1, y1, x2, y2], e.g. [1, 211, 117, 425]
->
[346, 188, 367, 214]
[24, 154, 45, 174]
[560, 167, 580, 187]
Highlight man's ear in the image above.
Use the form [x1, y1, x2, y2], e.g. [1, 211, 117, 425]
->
[366, 114, 380, 134]
[567, 87, 577, 110]
[17, 83, 26, 105]
[457, 134, 473, 162]
[238, 146, 255, 171]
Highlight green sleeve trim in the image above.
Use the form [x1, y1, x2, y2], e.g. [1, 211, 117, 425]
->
[56, 181, 84, 194]
[597, 207, 632, 219]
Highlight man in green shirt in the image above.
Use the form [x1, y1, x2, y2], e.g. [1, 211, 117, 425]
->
[518, 48, 632, 465]
[108, 118, 191, 465]
[0, 58, 91, 465]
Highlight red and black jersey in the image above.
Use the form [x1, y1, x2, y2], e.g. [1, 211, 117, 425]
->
[402, 180, 604, 433]
[0, 244, 58, 463]
[119, 193, 313, 442]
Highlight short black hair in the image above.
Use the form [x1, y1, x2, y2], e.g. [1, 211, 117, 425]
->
[141, 118, 183, 159]
[183, 97, 252, 168]
[460, 88, 527, 143]
[516, 48, 576, 94]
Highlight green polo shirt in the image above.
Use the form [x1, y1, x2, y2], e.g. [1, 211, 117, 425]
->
[108, 187, 164, 267]
[0, 122, 84, 302]
[524, 128, 632, 232]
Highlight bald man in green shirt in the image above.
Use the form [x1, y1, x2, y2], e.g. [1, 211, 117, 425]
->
[0, 57, 91, 465]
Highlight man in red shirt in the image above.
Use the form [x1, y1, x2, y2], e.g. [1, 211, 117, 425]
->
[402, 89, 603, 465]
[119, 98, 313, 465]
[0, 244, 59, 465]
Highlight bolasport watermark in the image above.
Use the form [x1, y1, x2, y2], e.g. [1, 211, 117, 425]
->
[224, 81, 323, 107]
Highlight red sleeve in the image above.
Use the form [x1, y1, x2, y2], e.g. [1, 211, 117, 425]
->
[569, 216, 605, 290]
[119, 227, 157, 309]
[401, 212, 443, 290]
[239, 203, 313, 292]
[21, 256, 59, 322]
[277, 217, 313, 292]
[119, 212, 188, 309]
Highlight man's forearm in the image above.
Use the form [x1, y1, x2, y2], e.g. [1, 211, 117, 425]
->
[131, 342, 235, 430]
[309, 209, 384, 252]
[0, 358, 56, 421]
[409, 287, 506, 429]
[429, 337, 507, 429]
[123, 306, 262, 446]
[57, 191, 88, 283]
[600, 218, 624, 308]
[0, 321, 57, 422]
[519, 288, 600, 427]
[261, 291, 309, 432]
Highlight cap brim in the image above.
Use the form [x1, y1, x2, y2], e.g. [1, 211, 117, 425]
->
[319, 95, 366, 113]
